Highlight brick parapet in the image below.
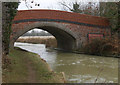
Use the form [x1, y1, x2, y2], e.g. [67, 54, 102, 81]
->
[13, 10, 109, 27]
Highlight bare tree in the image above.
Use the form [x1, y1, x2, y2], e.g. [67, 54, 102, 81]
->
[19, 0, 40, 9]
[58, 0, 99, 16]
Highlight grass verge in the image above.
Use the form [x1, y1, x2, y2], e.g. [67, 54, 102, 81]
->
[2, 47, 64, 83]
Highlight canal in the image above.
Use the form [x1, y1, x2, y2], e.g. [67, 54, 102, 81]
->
[14, 42, 118, 83]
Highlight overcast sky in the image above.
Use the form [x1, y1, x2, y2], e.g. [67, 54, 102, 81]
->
[18, 0, 68, 10]
[18, 0, 100, 10]
[18, 0, 119, 10]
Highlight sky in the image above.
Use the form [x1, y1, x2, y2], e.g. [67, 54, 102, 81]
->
[18, 0, 68, 10]
[17, 0, 101, 10]
[18, 0, 119, 10]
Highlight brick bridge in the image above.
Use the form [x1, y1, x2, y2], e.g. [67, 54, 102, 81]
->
[10, 10, 111, 51]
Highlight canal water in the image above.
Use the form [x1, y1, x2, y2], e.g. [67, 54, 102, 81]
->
[14, 42, 118, 83]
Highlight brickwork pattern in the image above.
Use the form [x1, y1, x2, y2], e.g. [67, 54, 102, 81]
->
[11, 10, 111, 50]
[13, 10, 109, 27]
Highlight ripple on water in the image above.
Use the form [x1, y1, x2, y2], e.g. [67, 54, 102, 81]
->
[76, 61, 80, 63]
[92, 60, 97, 63]
[69, 74, 108, 83]
[60, 60, 63, 62]
[72, 63, 76, 65]
[68, 78, 80, 82]
[57, 64, 65, 66]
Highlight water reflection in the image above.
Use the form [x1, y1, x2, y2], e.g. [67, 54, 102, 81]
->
[14, 42, 118, 83]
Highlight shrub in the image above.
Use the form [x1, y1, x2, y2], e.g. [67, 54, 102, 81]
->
[83, 37, 119, 56]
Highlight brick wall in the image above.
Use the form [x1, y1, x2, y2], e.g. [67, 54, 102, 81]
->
[13, 10, 109, 27]
[11, 10, 111, 50]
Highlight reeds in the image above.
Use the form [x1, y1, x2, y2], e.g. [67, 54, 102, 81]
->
[17, 36, 57, 48]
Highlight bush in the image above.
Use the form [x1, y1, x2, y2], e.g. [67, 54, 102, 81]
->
[83, 37, 119, 56]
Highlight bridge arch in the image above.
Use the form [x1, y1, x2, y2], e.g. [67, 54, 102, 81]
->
[10, 22, 79, 51]
[10, 10, 111, 51]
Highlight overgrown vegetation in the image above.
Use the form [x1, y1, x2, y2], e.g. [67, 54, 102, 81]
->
[2, 2, 19, 54]
[83, 35, 119, 57]
[99, 2, 119, 32]
[2, 48, 64, 83]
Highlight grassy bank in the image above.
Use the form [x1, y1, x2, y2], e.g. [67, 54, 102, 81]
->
[17, 36, 57, 48]
[2, 47, 64, 83]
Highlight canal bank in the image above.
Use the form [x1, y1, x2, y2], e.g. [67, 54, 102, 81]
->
[2, 47, 65, 83]
[14, 42, 118, 83]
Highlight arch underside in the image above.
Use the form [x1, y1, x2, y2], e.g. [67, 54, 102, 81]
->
[11, 22, 79, 51]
